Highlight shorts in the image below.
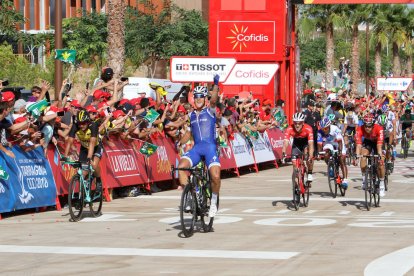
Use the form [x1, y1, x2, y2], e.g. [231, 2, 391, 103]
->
[79, 144, 104, 162]
[291, 138, 309, 158]
[181, 141, 220, 169]
[362, 139, 378, 155]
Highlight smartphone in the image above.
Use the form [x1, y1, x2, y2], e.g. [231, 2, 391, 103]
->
[86, 82, 90, 90]
[1, 80, 9, 86]
[57, 111, 65, 116]
[120, 77, 129, 82]
[235, 95, 239, 100]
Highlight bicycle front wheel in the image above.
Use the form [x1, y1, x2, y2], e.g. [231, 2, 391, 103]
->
[180, 184, 196, 237]
[373, 174, 380, 207]
[68, 175, 84, 221]
[364, 170, 372, 211]
[302, 180, 310, 207]
[89, 178, 103, 217]
[292, 169, 301, 210]
[200, 181, 219, 233]
[327, 162, 336, 198]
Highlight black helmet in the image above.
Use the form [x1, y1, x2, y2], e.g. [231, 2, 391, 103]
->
[77, 110, 90, 123]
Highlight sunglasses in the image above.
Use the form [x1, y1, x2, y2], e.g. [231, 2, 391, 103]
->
[194, 95, 206, 99]
[364, 124, 373, 128]
[294, 122, 304, 125]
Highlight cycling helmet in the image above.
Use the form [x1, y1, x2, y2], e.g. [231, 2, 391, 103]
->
[292, 112, 305, 122]
[319, 117, 331, 129]
[193, 86, 208, 98]
[377, 114, 387, 126]
[363, 114, 374, 126]
[327, 113, 336, 121]
[77, 110, 90, 123]
[404, 108, 411, 114]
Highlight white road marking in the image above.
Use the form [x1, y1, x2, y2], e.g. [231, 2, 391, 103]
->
[349, 219, 414, 228]
[380, 212, 394, 216]
[82, 214, 136, 222]
[275, 210, 291, 214]
[140, 195, 414, 204]
[266, 179, 292, 182]
[364, 245, 414, 276]
[159, 216, 243, 225]
[0, 245, 299, 260]
[254, 218, 336, 226]
[338, 211, 351, 215]
[243, 209, 257, 213]
[303, 210, 317, 214]
[218, 208, 230, 213]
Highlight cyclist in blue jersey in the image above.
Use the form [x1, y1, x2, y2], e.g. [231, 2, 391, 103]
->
[178, 74, 221, 218]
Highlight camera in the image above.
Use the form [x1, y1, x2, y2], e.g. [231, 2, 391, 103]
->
[57, 111, 65, 116]
[120, 77, 129, 82]
[63, 82, 72, 94]
[1, 80, 9, 86]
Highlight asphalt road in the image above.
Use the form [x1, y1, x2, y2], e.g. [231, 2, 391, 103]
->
[1, 153, 414, 275]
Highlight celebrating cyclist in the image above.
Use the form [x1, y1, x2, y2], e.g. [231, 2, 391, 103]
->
[63, 110, 103, 188]
[317, 117, 348, 189]
[355, 114, 386, 197]
[177, 75, 221, 218]
[282, 113, 315, 182]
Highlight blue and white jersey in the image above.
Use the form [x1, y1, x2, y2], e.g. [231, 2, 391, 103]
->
[189, 107, 216, 145]
[317, 124, 343, 144]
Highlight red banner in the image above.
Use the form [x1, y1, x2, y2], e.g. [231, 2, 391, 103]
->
[100, 137, 148, 188]
[219, 146, 238, 170]
[145, 136, 179, 182]
[264, 128, 291, 159]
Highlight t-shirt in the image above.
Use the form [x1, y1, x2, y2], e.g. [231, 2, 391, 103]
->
[69, 121, 100, 148]
[356, 124, 384, 145]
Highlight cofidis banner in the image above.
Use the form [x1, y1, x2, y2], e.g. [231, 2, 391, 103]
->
[0, 146, 57, 213]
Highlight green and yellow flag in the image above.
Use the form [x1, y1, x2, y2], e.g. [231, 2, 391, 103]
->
[0, 165, 9, 180]
[55, 49, 76, 64]
[144, 109, 160, 125]
[26, 99, 49, 119]
[139, 142, 158, 157]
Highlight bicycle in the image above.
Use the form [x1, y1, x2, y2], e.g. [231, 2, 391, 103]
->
[290, 153, 310, 210]
[384, 143, 394, 192]
[401, 129, 411, 159]
[320, 149, 345, 198]
[345, 133, 356, 166]
[361, 154, 381, 211]
[61, 160, 103, 221]
[172, 163, 218, 237]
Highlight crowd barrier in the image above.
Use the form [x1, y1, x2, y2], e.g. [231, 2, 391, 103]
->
[1, 127, 291, 217]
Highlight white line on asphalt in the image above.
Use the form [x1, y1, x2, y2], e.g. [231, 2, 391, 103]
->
[275, 210, 291, 214]
[218, 208, 230, 213]
[243, 209, 257, 213]
[303, 210, 317, 214]
[338, 211, 351, 215]
[82, 214, 136, 222]
[139, 195, 414, 203]
[266, 179, 293, 182]
[364, 245, 414, 276]
[0, 245, 299, 260]
[380, 212, 394, 216]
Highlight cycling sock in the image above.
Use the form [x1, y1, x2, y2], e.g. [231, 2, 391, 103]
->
[362, 174, 366, 183]
[211, 193, 218, 205]
[379, 178, 385, 187]
[308, 170, 313, 174]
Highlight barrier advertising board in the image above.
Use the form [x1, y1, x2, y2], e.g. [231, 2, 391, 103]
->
[231, 133, 255, 168]
[250, 133, 276, 164]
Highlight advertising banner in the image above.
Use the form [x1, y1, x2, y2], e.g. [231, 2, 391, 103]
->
[250, 133, 276, 164]
[0, 146, 57, 213]
[101, 138, 148, 188]
[376, 77, 413, 91]
[217, 21, 275, 54]
[223, 63, 279, 85]
[265, 128, 292, 159]
[219, 145, 238, 170]
[231, 133, 255, 168]
[146, 136, 180, 182]
[170, 57, 236, 82]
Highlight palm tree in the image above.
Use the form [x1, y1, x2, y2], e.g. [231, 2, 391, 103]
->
[370, 5, 389, 78]
[300, 5, 344, 89]
[402, 8, 414, 94]
[107, 0, 126, 77]
[385, 5, 408, 77]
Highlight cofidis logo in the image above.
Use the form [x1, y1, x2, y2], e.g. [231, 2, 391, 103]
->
[218, 21, 275, 54]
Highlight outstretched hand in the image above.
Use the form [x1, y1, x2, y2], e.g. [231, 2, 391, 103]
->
[213, 74, 220, 86]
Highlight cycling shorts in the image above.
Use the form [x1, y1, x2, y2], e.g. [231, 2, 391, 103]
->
[291, 138, 309, 158]
[79, 144, 104, 162]
[362, 139, 378, 155]
[181, 141, 220, 169]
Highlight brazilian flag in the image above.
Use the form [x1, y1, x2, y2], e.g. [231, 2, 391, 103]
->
[139, 142, 158, 157]
[55, 49, 76, 64]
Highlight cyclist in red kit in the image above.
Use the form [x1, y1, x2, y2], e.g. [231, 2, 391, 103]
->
[282, 113, 315, 182]
[355, 114, 386, 197]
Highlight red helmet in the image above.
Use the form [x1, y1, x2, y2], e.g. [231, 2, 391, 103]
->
[363, 114, 374, 126]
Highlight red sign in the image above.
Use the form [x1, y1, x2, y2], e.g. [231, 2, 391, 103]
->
[219, 146, 238, 170]
[306, 0, 413, 3]
[217, 21, 275, 54]
[265, 128, 291, 159]
[101, 138, 148, 188]
[146, 136, 179, 182]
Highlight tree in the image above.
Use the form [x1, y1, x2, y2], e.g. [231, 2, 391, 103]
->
[298, 37, 326, 73]
[62, 12, 108, 71]
[0, 0, 25, 39]
[107, 0, 126, 77]
[370, 5, 390, 78]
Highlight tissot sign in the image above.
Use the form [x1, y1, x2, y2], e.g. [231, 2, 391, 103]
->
[170, 57, 236, 82]
[376, 77, 413, 91]
[217, 21, 275, 54]
[224, 63, 279, 85]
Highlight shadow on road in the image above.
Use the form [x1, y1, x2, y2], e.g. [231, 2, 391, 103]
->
[337, 200, 369, 211]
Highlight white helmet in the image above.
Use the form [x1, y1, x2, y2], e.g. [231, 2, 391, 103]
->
[193, 86, 207, 97]
[293, 112, 305, 122]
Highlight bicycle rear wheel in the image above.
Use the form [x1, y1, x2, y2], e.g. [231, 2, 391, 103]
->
[327, 162, 336, 198]
[89, 178, 103, 217]
[292, 169, 301, 210]
[302, 180, 310, 207]
[68, 175, 84, 221]
[180, 183, 196, 237]
[200, 181, 219, 233]
[364, 170, 372, 211]
[402, 136, 409, 159]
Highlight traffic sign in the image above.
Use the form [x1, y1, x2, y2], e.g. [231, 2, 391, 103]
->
[376, 77, 413, 91]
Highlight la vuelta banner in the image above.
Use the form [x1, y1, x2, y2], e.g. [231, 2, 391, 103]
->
[146, 136, 180, 182]
[101, 137, 148, 188]
[0, 146, 57, 213]
[219, 145, 237, 170]
[264, 128, 292, 159]
[231, 133, 255, 168]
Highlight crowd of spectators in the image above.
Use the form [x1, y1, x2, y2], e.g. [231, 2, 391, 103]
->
[0, 67, 288, 162]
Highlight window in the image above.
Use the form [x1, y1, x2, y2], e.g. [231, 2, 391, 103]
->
[244, 0, 266, 11]
[221, 0, 242, 10]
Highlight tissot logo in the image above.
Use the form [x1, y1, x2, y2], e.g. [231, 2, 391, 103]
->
[176, 64, 190, 70]
[175, 63, 227, 71]
[226, 25, 269, 51]
[218, 21, 275, 54]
